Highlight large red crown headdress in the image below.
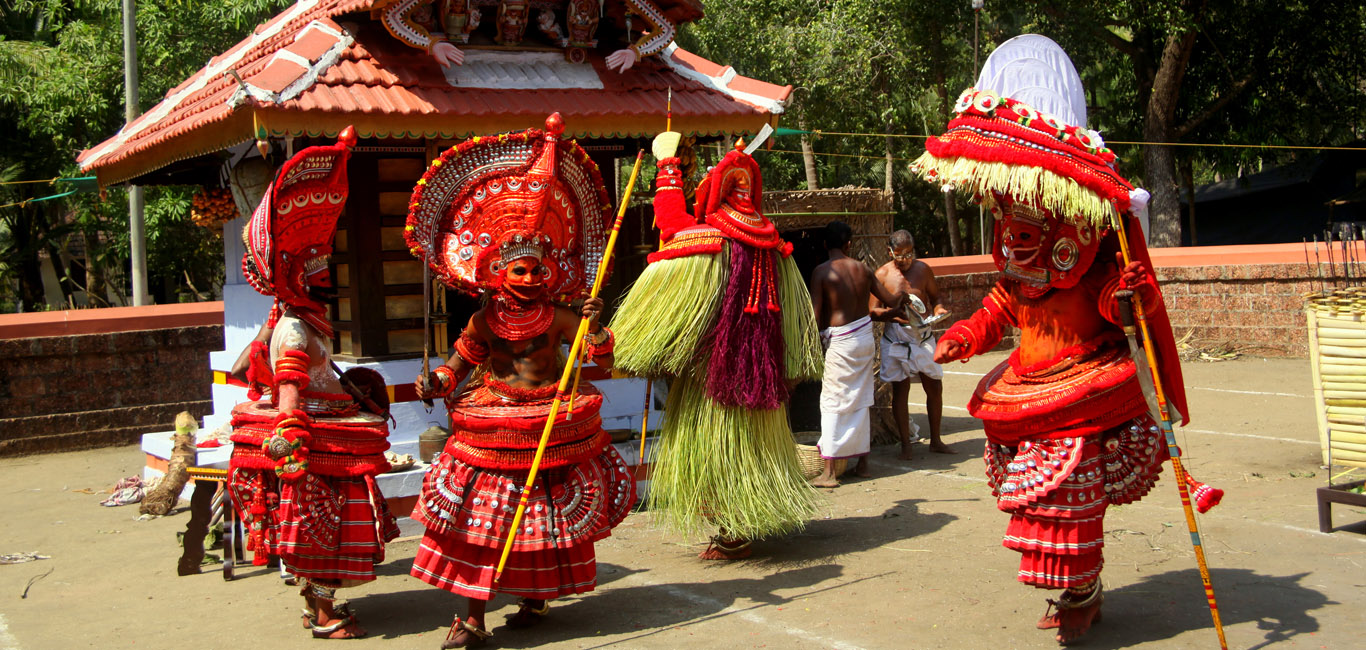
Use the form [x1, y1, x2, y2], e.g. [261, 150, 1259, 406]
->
[243, 126, 356, 332]
[405, 113, 613, 299]
[911, 35, 1137, 231]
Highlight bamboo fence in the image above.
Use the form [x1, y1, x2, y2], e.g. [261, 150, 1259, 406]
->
[1305, 287, 1366, 469]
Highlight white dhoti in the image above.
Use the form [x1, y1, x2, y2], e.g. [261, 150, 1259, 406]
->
[818, 316, 876, 459]
[879, 323, 943, 383]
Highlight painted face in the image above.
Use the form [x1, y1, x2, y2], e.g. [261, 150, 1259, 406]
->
[722, 166, 752, 205]
[991, 196, 1101, 293]
[889, 245, 916, 271]
[502, 255, 548, 302]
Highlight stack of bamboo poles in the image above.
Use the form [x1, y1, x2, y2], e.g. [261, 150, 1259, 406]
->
[1305, 286, 1366, 469]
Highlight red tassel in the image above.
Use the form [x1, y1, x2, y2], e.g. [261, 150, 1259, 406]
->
[1185, 472, 1223, 513]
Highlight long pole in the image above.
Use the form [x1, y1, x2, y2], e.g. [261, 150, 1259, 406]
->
[1113, 210, 1229, 650]
[637, 379, 653, 479]
[493, 151, 645, 584]
[123, 0, 148, 305]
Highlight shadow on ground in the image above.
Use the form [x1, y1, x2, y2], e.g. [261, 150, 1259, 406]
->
[349, 563, 855, 646]
[1056, 568, 1333, 650]
[336, 499, 951, 644]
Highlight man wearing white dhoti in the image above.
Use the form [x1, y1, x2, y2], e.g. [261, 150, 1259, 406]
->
[872, 230, 956, 459]
[819, 316, 877, 463]
[809, 222, 906, 488]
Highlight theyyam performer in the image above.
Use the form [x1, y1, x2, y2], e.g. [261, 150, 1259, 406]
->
[227, 127, 400, 640]
[610, 133, 824, 559]
[913, 35, 1220, 643]
[407, 113, 635, 648]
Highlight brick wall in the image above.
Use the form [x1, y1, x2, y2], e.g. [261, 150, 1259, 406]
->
[0, 326, 222, 456]
[931, 263, 1315, 357]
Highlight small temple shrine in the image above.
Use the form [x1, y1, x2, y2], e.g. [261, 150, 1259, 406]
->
[77, 0, 792, 472]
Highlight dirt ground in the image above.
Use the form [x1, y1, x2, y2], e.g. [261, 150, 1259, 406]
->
[3, 350, 1364, 649]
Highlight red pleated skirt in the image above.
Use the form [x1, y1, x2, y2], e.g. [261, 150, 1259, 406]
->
[985, 416, 1167, 589]
[410, 443, 635, 600]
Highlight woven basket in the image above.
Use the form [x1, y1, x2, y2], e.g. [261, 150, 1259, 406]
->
[794, 431, 847, 480]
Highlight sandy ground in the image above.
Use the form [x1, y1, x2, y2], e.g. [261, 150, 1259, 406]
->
[3, 350, 1365, 650]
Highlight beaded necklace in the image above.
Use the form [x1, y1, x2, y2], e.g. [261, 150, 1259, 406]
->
[485, 292, 554, 341]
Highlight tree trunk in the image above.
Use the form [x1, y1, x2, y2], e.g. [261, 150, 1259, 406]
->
[1142, 21, 1198, 247]
[15, 209, 46, 311]
[141, 412, 198, 516]
[800, 134, 819, 190]
[944, 188, 963, 256]
[882, 76, 895, 194]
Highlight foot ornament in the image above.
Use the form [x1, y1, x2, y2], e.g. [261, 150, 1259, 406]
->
[442, 616, 492, 649]
[1048, 581, 1103, 644]
[699, 536, 753, 560]
[505, 598, 550, 628]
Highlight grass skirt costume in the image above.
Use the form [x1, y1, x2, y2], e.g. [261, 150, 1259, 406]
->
[411, 377, 635, 599]
[611, 146, 824, 541]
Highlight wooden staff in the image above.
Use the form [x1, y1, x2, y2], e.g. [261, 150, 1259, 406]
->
[1113, 208, 1229, 650]
[637, 379, 653, 479]
[493, 150, 646, 584]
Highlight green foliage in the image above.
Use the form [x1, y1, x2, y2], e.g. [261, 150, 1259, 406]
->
[683, 0, 1366, 251]
[0, 0, 290, 311]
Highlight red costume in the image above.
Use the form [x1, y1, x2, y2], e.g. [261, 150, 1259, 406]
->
[404, 114, 633, 642]
[912, 35, 1206, 642]
[227, 128, 399, 639]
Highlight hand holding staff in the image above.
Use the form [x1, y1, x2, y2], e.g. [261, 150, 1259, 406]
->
[1113, 209, 1229, 650]
[492, 150, 646, 585]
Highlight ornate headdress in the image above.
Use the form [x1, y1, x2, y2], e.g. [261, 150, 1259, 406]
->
[243, 126, 356, 337]
[695, 141, 764, 220]
[911, 35, 1145, 290]
[405, 113, 613, 299]
[913, 34, 1187, 424]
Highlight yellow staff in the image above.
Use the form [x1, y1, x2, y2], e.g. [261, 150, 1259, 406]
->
[493, 150, 646, 584]
[1113, 209, 1229, 650]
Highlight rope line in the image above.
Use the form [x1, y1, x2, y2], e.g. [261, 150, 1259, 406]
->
[0, 189, 80, 210]
[791, 129, 1364, 152]
[0, 175, 95, 186]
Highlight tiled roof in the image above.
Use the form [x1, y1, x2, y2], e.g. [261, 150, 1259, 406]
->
[77, 0, 790, 186]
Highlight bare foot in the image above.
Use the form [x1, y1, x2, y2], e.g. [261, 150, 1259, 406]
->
[1056, 600, 1102, 644]
[854, 457, 871, 478]
[442, 616, 491, 648]
[810, 474, 840, 488]
[898, 443, 915, 461]
[311, 615, 365, 639]
[929, 441, 958, 454]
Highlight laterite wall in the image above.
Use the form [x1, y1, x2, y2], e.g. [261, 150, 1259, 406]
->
[0, 244, 1332, 456]
[0, 304, 223, 456]
[927, 244, 1330, 358]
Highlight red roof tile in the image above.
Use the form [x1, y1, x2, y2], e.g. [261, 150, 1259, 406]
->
[78, 0, 790, 186]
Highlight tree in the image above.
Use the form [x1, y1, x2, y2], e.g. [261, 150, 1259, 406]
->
[1008, 0, 1366, 246]
[0, 0, 291, 310]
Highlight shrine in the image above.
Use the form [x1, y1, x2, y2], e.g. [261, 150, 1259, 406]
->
[77, 0, 792, 479]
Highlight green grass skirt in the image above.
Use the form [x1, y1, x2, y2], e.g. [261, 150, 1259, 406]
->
[611, 251, 728, 379]
[646, 372, 820, 540]
[611, 245, 823, 382]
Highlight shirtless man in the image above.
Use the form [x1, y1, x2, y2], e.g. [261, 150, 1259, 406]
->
[809, 221, 905, 487]
[412, 245, 635, 648]
[871, 230, 954, 459]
